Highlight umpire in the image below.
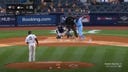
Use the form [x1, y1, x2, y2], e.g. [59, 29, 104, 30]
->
[65, 16, 78, 38]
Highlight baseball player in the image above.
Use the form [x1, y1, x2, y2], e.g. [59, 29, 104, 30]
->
[65, 16, 78, 38]
[74, 15, 86, 40]
[25, 31, 39, 62]
[56, 24, 72, 39]
[56, 24, 66, 39]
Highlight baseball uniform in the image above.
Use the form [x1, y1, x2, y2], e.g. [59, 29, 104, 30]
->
[25, 33, 37, 62]
[65, 16, 78, 38]
[56, 25, 66, 39]
[74, 17, 85, 40]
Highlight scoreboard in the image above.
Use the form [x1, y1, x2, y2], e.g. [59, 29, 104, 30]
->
[6, 4, 34, 15]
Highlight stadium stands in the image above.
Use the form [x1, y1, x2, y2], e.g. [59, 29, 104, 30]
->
[39, 0, 128, 15]
[0, 0, 128, 26]
[0, 0, 27, 4]
[0, 0, 27, 10]
[89, 2, 128, 13]
[0, 0, 128, 14]
[39, 0, 87, 15]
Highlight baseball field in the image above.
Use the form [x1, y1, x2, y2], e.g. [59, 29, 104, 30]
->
[0, 27, 128, 72]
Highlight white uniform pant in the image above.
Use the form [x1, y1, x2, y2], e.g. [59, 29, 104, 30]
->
[57, 32, 63, 36]
[28, 43, 36, 62]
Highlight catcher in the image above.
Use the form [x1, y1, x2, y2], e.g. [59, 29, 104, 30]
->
[56, 24, 72, 39]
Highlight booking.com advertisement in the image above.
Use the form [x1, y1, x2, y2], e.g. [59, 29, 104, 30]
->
[17, 15, 57, 26]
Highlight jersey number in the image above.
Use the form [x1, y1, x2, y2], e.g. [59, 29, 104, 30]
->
[29, 36, 33, 40]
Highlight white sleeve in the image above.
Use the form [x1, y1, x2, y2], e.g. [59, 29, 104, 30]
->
[25, 36, 28, 43]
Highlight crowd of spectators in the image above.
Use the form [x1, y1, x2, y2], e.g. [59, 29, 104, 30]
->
[89, 0, 128, 13]
[90, 0, 123, 5]
[0, 0, 27, 14]
[39, 0, 128, 14]
[38, 0, 89, 15]
[40, 0, 83, 12]
[0, 0, 128, 14]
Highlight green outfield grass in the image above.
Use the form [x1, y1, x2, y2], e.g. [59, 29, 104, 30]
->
[92, 30, 128, 37]
[0, 29, 128, 72]
[0, 46, 128, 72]
[0, 30, 52, 39]
[0, 30, 128, 39]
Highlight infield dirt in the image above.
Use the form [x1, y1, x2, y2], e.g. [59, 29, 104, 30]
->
[5, 61, 94, 70]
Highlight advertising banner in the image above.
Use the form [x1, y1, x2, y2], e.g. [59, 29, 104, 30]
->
[17, 15, 57, 26]
[117, 14, 128, 25]
[0, 15, 16, 26]
[90, 13, 117, 26]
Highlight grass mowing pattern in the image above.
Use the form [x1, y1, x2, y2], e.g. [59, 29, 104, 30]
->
[93, 30, 128, 37]
[0, 30, 53, 39]
[121, 49, 128, 72]
[0, 46, 127, 72]
[0, 30, 128, 39]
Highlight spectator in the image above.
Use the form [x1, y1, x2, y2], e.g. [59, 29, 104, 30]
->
[64, 1, 69, 8]
[57, 2, 62, 8]
[41, 2, 47, 9]
[61, 8, 64, 13]
[110, 0, 120, 4]
[52, 8, 57, 13]
[0, 8, 6, 14]
[72, 3, 77, 8]
[49, 3, 54, 10]
[41, 0, 44, 3]
[91, 0, 98, 5]
[47, 8, 51, 13]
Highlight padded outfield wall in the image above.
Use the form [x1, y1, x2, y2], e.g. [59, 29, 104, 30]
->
[0, 13, 128, 27]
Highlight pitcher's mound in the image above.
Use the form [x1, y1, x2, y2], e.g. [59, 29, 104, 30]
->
[5, 61, 94, 70]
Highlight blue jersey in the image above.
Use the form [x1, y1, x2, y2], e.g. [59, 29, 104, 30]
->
[75, 17, 83, 27]
[74, 17, 84, 37]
